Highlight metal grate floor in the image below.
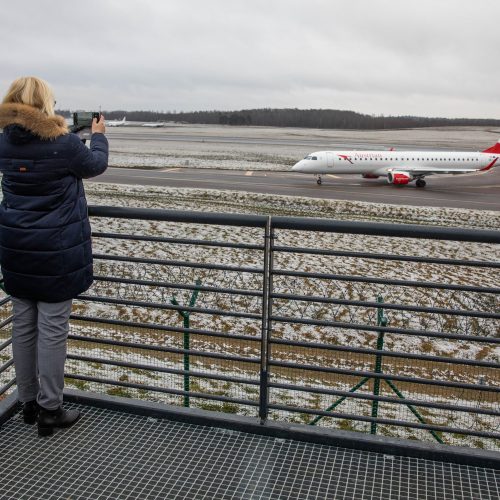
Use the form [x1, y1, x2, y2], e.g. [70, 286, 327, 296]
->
[1, 403, 499, 500]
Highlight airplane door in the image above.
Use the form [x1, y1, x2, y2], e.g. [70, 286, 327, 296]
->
[326, 152, 334, 167]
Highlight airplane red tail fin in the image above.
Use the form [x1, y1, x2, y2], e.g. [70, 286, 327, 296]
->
[482, 138, 500, 154]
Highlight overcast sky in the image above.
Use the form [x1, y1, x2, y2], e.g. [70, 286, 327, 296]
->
[1, 0, 499, 118]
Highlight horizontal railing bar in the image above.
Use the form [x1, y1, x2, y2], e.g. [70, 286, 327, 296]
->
[271, 293, 500, 319]
[89, 205, 268, 228]
[269, 360, 499, 392]
[271, 216, 500, 243]
[270, 316, 500, 344]
[0, 359, 14, 376]
[65, 373, 260, 406]
[67, 354, 260, 385]
[0, 338, 12, 352]
[0, 316, 13, 330]
[272, 245, 500, 269]
[272, 269, 499, 294]
[269, 338, 499, 369]
[67, 334, 261, 364]
[93, 276, 263, 297]
[0, 378, 16, 397]
[268, 403, 500, 439]
[70, 315, 261, 343]
[77, 295, 262, 320]
[93, 253, 263, 274]
[268, 382, 500, 416]
[0, 297, 11, 307]
[89, 206, 500, 243]
[92, 231, 264, 251]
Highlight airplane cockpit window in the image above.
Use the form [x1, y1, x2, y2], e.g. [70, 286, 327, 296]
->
[311, 156, 318, 160]
[304, 156, 312, 160]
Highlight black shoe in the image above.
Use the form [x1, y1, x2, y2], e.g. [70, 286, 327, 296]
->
[37, 407, 81, 437]
[22, 400, 40, 425]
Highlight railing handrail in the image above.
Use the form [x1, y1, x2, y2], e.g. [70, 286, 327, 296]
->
[89, 205, 500, 243]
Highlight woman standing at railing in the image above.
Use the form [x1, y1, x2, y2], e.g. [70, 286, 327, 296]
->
[0, 77, 108, 436]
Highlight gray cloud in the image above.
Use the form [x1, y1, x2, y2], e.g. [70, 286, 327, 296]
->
[1, 0, 499, 118]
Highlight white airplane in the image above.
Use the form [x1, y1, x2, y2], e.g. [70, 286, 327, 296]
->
[107, 116, 127, 127]
[292, 139, 500, 187]
[142, 122, 165, 128]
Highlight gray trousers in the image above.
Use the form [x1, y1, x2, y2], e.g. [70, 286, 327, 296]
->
[11, 297, 72, 410]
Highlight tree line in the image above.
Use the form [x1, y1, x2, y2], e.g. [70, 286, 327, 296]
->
[57, 108, 500, 130]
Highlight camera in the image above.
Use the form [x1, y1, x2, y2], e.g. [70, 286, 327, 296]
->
[72, 112, 101, 128]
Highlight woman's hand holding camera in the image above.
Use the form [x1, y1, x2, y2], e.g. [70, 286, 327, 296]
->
[92, 115, 106, 134]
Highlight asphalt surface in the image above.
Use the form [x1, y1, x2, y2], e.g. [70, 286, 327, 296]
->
[88, 165, 500, 211]
[106, 131, 428, 150]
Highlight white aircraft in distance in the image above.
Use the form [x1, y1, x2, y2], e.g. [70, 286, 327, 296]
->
[142, 122, 165, 128]
[107, 116, 127, 127]
[292, 139, 500, 187]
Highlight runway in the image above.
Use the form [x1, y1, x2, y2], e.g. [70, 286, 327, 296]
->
[88, 165, 500, 211]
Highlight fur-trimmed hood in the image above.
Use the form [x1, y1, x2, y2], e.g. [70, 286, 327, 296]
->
[0, 102, 68, 140]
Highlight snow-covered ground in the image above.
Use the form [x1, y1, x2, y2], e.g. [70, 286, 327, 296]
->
[86, 182, 500, 229]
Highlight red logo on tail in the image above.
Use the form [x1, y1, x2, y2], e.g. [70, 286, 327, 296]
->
[482, 140, 500, 154]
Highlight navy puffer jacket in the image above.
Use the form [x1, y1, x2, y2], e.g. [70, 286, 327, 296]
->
[0, 103, 108, 302]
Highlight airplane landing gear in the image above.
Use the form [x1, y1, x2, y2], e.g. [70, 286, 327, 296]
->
[316, 175, 322, 185]
[416, 178, 426, 188]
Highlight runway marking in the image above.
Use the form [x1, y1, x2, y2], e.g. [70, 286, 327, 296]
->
[245, 171, 254, 176]
[162, 168, 181, 172]
[326, 174, 342, 179]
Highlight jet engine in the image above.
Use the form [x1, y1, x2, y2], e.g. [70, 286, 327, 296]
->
[387, 171, 411, 185]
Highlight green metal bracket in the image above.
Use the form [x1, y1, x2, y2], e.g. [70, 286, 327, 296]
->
[311, 295, 444, 444]
[171, 278, 202, 408]
[309, 376, 371, 426]
[385, 378, 443, 444]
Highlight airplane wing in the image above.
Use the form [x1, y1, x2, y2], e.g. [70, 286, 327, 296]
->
[387, 157, 498, 176]
[387, 166, 483, 176]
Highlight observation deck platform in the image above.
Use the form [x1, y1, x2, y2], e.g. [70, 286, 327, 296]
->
[1, 394, 499, 500]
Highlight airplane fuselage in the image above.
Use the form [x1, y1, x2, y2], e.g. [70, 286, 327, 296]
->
[293, 151, 496, 174]
[292, 145, 500, 187]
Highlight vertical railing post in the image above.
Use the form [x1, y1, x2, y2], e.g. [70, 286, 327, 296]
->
[370, 295, 387, 435]
[259, 216, 273, 424]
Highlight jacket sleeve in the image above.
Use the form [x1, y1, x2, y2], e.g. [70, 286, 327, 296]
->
[67, 133, 109, 179]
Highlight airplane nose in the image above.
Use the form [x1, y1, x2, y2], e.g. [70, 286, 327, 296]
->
[292, 161, 302, 171]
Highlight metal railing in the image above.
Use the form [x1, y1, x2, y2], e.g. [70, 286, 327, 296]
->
[0, 295, 14, 400]
[1, 206, 499, 451]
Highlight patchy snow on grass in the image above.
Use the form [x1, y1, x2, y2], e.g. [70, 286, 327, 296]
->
[85, 182, 500, 229]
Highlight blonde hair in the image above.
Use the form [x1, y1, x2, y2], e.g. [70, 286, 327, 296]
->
[2, 76, 55, 116]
